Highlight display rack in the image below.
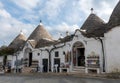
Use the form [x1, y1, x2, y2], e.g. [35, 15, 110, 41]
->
[85, 52, 100, 74]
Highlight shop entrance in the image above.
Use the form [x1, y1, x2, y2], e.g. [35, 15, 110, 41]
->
[72, 41, 85, 67]
[42, 59, 48, 72]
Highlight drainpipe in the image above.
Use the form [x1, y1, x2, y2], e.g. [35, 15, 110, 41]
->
[98, 37, 105, 72]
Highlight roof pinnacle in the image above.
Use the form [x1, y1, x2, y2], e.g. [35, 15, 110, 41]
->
[91, 8, 94, 14]
[40, 20, 42, 23]
[39, 20, 43, 25]
[20, 30, 24, 35]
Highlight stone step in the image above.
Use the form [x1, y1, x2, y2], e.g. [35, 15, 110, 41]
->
[30, 65, 38, 68]
[23, 60, 38, 66]
[22, 67, 36, 73]
[72, 67, 85, 73]
[73, 66, 85, 69]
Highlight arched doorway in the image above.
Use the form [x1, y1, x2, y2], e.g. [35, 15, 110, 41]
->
[24, 48, 32, 67]
[72, 41, 85, 67]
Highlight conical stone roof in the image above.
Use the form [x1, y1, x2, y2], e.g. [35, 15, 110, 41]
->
[28, 23, 53, 42]
[27, 23, 53, 48]
[81, 13, 105, 37]
[8, 32, 27, 51]
[108, 1, 120, 28]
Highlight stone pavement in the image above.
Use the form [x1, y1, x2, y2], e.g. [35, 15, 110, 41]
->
[0, 72, 110, 79]
[0, 73, 119, 83]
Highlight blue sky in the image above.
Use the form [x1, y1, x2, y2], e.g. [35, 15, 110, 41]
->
[0, 0, 119, 46]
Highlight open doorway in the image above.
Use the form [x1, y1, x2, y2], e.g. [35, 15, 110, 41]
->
[29, 52, 32, 67]
[54, 58, 60, 72]
[77, 48, 85, 66]
[42, 59, 48, 72]
[72, 41, 85, 67]
[24, 48, 32, 67]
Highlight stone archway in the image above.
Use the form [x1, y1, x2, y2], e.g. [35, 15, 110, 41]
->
[72, 41, 85, 67]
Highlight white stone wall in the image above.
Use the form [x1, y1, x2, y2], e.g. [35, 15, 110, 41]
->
[86, 39, 104, 72]
[105, 26, 120, 73]
[0, 56, 3, 62]
[11, 55, 16, 69]
[71, 30, 103, 72]
[36, 49, 49, 67]
[51, 46, 64, 68]
[50, 42, 71, 71]
[32, 50, 40, 60]
[7, 29, 104, 73]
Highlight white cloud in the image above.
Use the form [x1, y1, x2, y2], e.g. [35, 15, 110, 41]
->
[63, 0, 94, 24]
[78, 0, 94, 15]
[65, 4, 81, 24]
[0, 16, 33, 39]
[0, 5, 34, 46]
[39, 0, 67, 19]
[0, 2, 3, 8]
[48, 22, 79, 33]
[96, 1, 113, 22]
[0, 2, 10, 18]
[66, 11, 81, 24]
[11, 0, 41, 10]
[55, 22, 79, 32]
[95, 0, 119, 22]
[0, 20, 34, 46]
[0, 0, 120, 46]
[72, 0, 119, 22]
[19, 14, 39, 23]
[0, 9, 11, 18]
[46, 22, 79, 39]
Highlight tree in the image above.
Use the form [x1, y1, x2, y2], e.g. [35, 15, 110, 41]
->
[0, 46, 15, 56]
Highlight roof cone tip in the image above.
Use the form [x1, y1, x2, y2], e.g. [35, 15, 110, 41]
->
[39, 20, 43, 25]
[20, 30, 24, 35]
[91, 8, 94, 14]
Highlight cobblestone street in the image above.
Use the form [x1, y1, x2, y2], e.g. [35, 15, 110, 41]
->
[0, 74, 120, 83]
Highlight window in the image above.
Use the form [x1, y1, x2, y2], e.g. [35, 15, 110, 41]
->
[38, 53, 40, 56]
[55, 51, 59, 57]
[63, 51, 65, 55]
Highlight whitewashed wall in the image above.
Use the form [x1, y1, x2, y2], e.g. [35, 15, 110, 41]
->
[86, 39, 103, 71]
[35, 48, 49, 67]
[105, 26, 120, 73]
[71, 30, 103, 72]
[51, 45, 64, 67]
[8, 29, 105, 73]
[0, 56, 3, 62]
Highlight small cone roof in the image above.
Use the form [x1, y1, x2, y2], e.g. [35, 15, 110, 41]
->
[28, 24, 53, 42]
[108, 1, 120, 28]
[8, 32, 27, 51]
[81, 13, 105, 37]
